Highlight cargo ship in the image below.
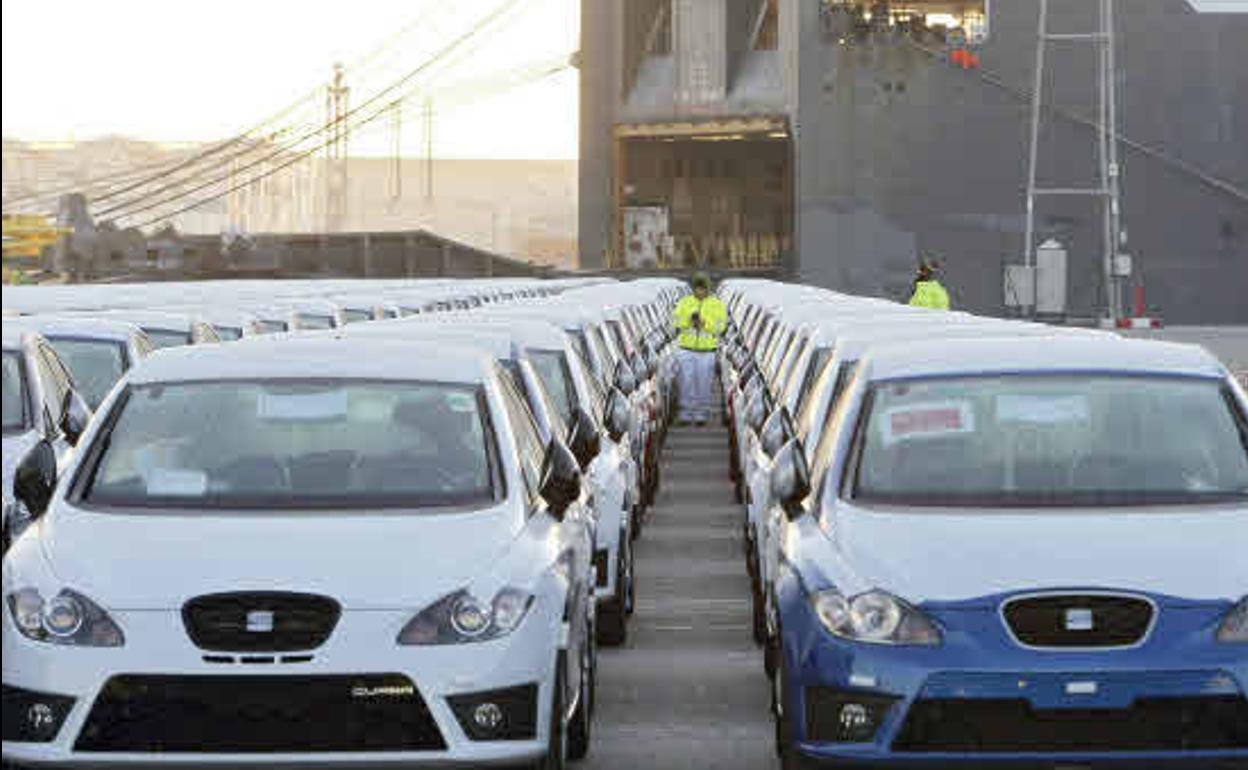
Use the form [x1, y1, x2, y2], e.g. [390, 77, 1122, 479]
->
[579, 0, 1248, 323]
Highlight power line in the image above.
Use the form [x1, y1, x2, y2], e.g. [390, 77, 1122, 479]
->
[110, 0, 527, 225]
[132, 49, 571, 230]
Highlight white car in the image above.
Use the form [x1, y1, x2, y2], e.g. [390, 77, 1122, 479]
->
[2, 327, 92, 553]
[2, 316, 154, 410]
[2, 337, 597, 768]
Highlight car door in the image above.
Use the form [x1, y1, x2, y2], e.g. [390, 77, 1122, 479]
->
[496, 370, 592, 707]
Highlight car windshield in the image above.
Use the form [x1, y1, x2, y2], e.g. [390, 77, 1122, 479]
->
[529, 349, 577, 425]
[2, 351, 29, 433]
[852, 375, 1248, 508]
[83, 380, 496, 510]
[213, 325, 243, 341]
[46, 337, 127, 409]
[257, 320, 288, 334]
[144, 327, 193, 349]
[342, 309, 373, 324]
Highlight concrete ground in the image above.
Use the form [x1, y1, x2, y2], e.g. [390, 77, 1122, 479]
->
[589, 424, 780, 770]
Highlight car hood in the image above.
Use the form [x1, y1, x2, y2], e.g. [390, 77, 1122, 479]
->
[830, 504, 1248, 603]
[37, 504, 521, 610]
[2, 431, 40, 507]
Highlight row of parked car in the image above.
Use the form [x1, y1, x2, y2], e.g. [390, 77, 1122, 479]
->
[2, 276, 684, 768]
[715, 279, 1248, 768]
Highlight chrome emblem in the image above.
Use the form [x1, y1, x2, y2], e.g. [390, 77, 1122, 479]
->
[245, 610, 275, 633]
[1065, 608, 1094, 632]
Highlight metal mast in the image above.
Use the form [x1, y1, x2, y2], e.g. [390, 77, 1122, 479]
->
[1023, 0, 1124, 322]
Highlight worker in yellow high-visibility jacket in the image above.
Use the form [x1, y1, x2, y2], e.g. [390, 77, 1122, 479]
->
[673, 272, 727, 425]
[909, 261, 951, 310]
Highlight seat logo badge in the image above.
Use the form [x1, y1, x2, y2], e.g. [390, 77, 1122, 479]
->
[1065, 608, 1094, 632]
[245, 610, 275, 633]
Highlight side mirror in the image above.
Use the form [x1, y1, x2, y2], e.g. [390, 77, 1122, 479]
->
[539, 439, 582, 519]
[604, 388, 631, 442]
[760, 406, 795, 458]
[59, 389, 92, 446]
[745, 387, 773, 434]
[770, 439, 812, 522]
[14, 439, 57, 522]
[615, 359, 638, 396]
[631, 354, 648, 383]
[567, 407, 602, 471]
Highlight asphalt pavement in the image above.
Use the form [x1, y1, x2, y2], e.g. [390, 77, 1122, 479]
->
[589, 424, 780, 770]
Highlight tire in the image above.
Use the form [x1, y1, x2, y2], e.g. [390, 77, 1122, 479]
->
[751, 578, 767, 646]
[597, 571, 628, 647]
[566, 634, 593, 761]
[533, 658, 568, 770]
[773, 646, 814, 770]
[623, 533, 636, 617]
[630, 504, 644, 541]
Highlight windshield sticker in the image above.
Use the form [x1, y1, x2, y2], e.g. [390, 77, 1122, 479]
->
[881, 401, 974, 445]
[446, 392, 476, 413]
[145, 468, 207, 497]
[996, 394, 1090, 424]
[257, 389, 348, 421]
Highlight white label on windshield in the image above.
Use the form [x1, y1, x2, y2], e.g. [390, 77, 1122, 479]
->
[257, 389, 348, 420]
[881, 401, 975, 446]
[146, 468, 207, 497]
[447, 393, 476, 413]
[996, 394, 1089, 424]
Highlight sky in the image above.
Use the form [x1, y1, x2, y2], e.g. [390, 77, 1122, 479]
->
[1, 0, 580, 159]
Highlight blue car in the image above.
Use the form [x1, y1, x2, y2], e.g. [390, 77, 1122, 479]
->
[768, 336, 1248, 769]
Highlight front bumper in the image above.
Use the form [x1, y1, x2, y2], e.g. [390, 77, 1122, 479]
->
[780, 588, 1248, 767]
[3, 602, 562, 766]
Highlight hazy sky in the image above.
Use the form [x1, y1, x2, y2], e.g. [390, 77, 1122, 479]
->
[1, 0, 579, 159]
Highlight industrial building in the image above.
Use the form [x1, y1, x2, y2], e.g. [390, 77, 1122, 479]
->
[579, 0, 1248, 322]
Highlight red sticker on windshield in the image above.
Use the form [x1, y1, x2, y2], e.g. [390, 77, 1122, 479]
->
[881, 402, 975, 445]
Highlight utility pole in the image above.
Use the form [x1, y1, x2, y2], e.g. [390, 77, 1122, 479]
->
[325, 63, 350, 232]
[423, 97, 434, 201]
[389, 99, 403, 205]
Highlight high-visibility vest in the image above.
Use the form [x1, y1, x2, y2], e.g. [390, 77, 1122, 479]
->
[673, 294, 727, 351]
[909, 279, 951, 310]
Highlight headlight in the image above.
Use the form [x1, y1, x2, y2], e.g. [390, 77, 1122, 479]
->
[1217, 597, 1247, 644]
[811, 589, 941, 646]
[6, 588, 125, 647]
[397, 588, 534, 646]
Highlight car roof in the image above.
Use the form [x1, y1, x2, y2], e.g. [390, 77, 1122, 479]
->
[328, 319, 518, 360]
[862, 336, 1226, 381]
[128, 337, 495, 385]
[3, 315, 142, 342]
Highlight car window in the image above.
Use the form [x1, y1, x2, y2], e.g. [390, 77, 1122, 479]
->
[342, 309, 373, 324]
[213, 325, 244, 341]
[496, 368, 544, 500]
[850, 375, 1248, 508]
[144, 327, 193, 349]
[46, 337, 127, 410]
[257, 320, 288, 334]
[2, 350, 30, 433]
[794, 346, 834, 418]
[529, 349, 577, 426]
[35, 346, 69, 424]
[82, 380, 495, 510]
[297, 314, 335, 330]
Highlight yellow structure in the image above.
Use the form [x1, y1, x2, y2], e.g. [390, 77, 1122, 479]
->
[2, 214, 64, 260]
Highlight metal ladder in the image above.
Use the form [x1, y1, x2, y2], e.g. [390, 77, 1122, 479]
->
[1022, 0, 1124, 321]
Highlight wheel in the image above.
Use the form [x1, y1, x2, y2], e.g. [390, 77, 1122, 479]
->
[566, 633, 593, 761]
[597, 546, 629, 646]
[774, 645, 814, 770]
[623, 533, 636, 617]
[533, 658, 568, 770]
[630, 504, 644, 541]
[751, 578, 767, 646]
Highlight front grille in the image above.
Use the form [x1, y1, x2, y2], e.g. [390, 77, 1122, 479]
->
[893, 696, 1248, 753]
[1003, 593, 1153, 648]
[182, 592, 340, 652]
[75, 674, 446, 753]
